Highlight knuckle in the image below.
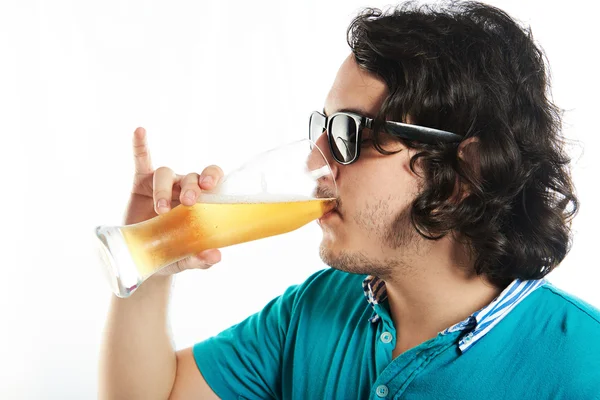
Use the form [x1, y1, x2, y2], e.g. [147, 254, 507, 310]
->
[180, 186, 198, 197]
[133, 141, 148, 152]
[175, 258, 191, 271]
[180, 177, 199, 191]
[181, 256, 206, 270]
[184, 172, 200, 182]
[155, 166, 173, 175]
[134, 150, 149, 159]
[203, 165, 224, 177]
[154, 189, 171, 198]
[179, 181, 195, 190]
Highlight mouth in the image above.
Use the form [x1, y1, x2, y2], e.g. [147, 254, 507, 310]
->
[318, 208, 340, 225]
[314, 186, 340, 224]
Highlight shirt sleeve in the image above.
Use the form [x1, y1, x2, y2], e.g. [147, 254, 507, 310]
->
[192, 283, 300, 400]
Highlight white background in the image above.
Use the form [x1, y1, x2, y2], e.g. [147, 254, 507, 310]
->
[0, 0, 598, 398]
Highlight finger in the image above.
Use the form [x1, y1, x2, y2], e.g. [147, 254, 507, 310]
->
[179, 172, 201, 206]
[197, 249, 222, 265]
[199, 165, 225, 190]
[177, 249, 221, 271]
[133, 127, 153, 174]
[153, 166, 176, 214]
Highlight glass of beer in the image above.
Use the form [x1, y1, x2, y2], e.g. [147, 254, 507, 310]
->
[95, 139, 337, 298]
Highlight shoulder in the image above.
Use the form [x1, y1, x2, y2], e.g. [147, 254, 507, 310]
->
[524, 283, 600, 389]
[523, 283, 600, 348]
[471, 282, 600, 396]
[535, 283, 600, 330]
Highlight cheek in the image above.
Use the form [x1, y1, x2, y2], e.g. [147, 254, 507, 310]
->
[348, 175, 420, 226]
[348, 166, 419, 205]
[340, 149, 421, 217]
[352, 198, 394, 231]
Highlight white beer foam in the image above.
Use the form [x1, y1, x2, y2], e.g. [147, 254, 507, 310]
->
[197, 192, 317, 204]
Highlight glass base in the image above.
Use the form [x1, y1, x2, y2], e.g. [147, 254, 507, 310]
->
[95, 226, 143, 298]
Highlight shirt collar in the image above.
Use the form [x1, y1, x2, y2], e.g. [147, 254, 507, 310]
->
[362, 275, 546, 353]
[362, 276, 388, 323]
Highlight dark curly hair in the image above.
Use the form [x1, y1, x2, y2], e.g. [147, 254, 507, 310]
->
[347, 1, 578, 287]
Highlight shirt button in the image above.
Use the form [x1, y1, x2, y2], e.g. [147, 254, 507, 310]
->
[376, 384, 389, 398]
[464, 332, 474, 342]
[380, 331, 393, 344]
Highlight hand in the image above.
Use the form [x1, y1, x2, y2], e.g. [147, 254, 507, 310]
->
[123, 127, 224, 275]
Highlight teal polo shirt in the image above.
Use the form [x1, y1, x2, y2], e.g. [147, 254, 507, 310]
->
[193, 268, 600, 399]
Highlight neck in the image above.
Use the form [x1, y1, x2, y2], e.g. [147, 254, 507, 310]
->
[383, 237, 502, 356]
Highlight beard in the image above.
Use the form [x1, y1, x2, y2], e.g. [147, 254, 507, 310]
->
[319, 198, 423, 280]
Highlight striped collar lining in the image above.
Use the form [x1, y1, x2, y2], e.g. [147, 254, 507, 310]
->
[362, 276, 546, 353]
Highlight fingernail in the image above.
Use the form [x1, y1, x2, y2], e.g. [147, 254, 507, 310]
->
[184, 190, 196, 200]
[157, 199, 168, 210]
[199, 175, 214, 188]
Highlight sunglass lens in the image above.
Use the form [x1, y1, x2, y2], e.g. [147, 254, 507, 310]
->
[309, 112, 326, 143]
[330, 114, 358, 163]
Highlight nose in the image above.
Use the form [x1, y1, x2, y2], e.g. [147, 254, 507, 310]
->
[313, 130, 339, 182]
[307, 131, 339, 198]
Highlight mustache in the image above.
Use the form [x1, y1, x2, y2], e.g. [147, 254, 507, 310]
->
[315, 186, 341, 212]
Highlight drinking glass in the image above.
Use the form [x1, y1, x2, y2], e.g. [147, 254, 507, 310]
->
[95, 139, 337, 298]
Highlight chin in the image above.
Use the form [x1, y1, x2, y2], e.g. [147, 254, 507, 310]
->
[319, 240, 337, 263]
[319, 238, 394, 278]
[319, 245, 364, 275]
[319, 232, 342, 256]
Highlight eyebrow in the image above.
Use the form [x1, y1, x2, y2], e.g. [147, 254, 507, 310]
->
[322, 107, 376, 119]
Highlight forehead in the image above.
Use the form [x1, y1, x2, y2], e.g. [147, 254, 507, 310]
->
[324, 54, 388, 117]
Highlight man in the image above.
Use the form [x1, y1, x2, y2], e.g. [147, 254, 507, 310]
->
[99, 2, 600, 399]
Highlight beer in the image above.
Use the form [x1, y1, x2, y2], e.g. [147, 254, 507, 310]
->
[120, 194, 336, 277]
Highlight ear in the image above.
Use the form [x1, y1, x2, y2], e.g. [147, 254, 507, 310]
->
[454, 137, 481, 200]
[457, 137, 480, 176]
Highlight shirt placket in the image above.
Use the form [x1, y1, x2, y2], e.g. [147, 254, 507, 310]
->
[370, 323, 461, 400]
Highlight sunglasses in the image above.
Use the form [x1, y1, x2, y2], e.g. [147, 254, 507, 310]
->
[309, 110, 463, 165]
